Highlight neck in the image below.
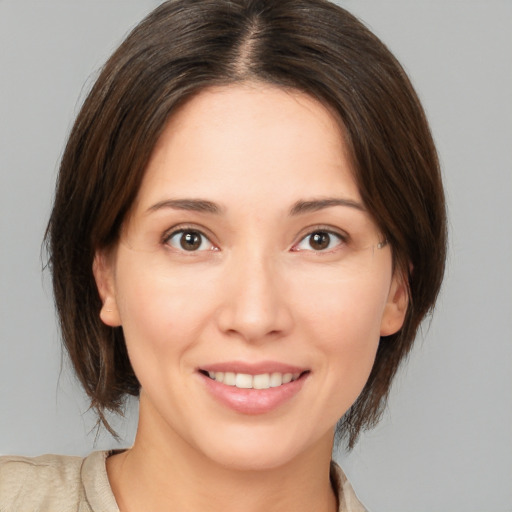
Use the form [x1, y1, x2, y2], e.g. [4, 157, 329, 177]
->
[107, 396, 338, 512]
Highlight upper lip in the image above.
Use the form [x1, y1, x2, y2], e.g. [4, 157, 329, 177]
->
[199, 361, 309, 375]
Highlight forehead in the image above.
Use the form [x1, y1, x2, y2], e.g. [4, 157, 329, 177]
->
[134, 83, 360, 212]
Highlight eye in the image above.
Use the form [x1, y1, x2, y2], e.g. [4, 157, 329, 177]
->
[164, 229, 215, 252]
[292, 229, 346, 252]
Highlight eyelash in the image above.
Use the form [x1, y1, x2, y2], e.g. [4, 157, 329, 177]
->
[163, 225, 217, 253]
[162, 225, 349, 254]
[291, 227, 348, 253]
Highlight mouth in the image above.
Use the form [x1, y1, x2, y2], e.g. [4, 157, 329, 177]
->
[198, 370, 308, 390]
[198, 365, 310, 414]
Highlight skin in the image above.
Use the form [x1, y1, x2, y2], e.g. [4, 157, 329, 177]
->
[94, 83, 407, 512]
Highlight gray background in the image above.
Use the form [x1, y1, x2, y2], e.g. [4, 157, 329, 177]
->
[1, 1, 511, 511]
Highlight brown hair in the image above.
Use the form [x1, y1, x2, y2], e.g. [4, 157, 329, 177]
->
[45, 0, 446, 448]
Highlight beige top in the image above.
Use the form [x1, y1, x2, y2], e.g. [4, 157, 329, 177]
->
[0, 451, 366, 511]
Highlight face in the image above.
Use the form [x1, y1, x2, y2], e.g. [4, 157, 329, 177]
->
[95, 84, 407, 470]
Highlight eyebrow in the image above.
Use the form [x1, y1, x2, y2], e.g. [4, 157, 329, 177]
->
[289, 198, 366, 215]
[146, 197, 365, 216]
[147, 199, 223, 215]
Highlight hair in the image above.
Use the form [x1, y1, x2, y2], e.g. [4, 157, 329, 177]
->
[45, 0, 446, 448]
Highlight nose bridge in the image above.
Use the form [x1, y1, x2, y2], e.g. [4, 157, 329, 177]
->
[217, 243, 292, 342]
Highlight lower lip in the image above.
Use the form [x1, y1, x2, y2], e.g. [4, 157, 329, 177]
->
[200, 373, 308, 415]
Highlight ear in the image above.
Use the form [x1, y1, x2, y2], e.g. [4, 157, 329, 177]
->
[380, 270, 409, 336]
[92, 250, 122, 327]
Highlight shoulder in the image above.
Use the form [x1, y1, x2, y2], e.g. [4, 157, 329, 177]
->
[330, 461, 367, 512]
[0, 452, 111, 511]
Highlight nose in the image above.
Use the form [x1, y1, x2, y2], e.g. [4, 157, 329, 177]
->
[215, 250, 293, 343]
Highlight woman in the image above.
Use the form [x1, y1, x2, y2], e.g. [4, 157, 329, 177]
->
[0, 0, 446, 510]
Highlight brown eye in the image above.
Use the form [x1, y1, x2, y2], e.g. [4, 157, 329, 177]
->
[180, 231, 202, 250]
[293, 229, 346, 252]
[309, 231, 331, 250]
[166, 229, 212, 252]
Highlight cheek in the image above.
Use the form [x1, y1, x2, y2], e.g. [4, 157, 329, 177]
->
[299, 271, 389, 346]
[113, 256, 217, 375]
[295, 273, 389, 414]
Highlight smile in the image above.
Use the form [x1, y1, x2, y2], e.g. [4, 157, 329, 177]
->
[198, 364, 310, 414]
[206, 371, 302, 389]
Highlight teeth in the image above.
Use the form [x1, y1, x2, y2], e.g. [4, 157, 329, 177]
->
[269, 372, 283, 387]
[207, 371, 302, 389]
[224, 372, 236, 386]
[235, 373, 253, 389]
[253, 373, 270, 389]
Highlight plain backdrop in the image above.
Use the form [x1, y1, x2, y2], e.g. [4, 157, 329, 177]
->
[1, 2, 511, 511]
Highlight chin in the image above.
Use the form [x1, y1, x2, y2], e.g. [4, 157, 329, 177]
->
[204, 444, 299, 472]
[192, 422, 332, 472]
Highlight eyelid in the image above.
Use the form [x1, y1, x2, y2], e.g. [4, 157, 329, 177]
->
[290, 225, 349, 252]
[162, 223, 219, 251]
